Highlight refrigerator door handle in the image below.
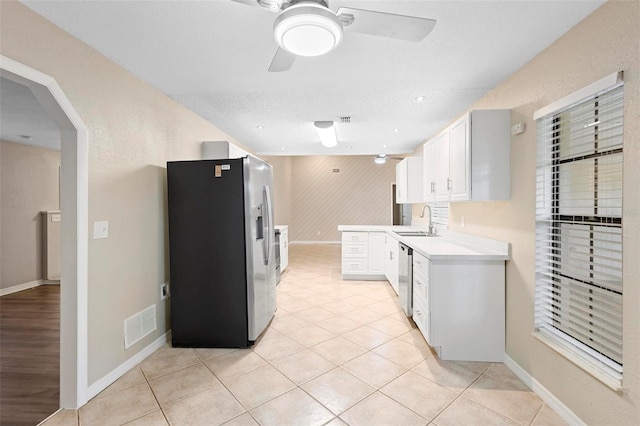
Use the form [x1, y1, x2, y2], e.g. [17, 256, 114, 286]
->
[262, 185, 272, 266]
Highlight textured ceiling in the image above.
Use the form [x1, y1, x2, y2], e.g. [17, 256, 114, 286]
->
[18, 0, 605, 156]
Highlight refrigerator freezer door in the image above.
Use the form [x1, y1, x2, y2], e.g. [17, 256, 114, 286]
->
[244, 156, 277, 341]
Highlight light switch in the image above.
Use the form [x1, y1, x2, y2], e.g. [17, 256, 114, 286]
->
[93, 221, 109, 239]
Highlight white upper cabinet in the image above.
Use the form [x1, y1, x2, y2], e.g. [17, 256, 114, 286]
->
[449, 114, 471, 201]
[422, 136, 437, 202]
[396, 157, 423, 204]
[423, 110, 510, 203]
[433, 130, 451, 202]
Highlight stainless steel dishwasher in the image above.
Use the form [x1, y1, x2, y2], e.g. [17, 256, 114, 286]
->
[398, 243, 413, 316]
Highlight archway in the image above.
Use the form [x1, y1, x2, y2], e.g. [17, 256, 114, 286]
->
[1, 55, 88, 408]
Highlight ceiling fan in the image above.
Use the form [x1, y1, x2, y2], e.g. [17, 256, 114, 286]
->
[231, 0, 437, 72]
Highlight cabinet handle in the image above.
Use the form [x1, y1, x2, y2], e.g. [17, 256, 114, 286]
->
[447, 178, 452, 191]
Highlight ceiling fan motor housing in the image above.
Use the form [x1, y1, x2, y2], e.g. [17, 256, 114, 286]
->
[273, 2, 343, 57]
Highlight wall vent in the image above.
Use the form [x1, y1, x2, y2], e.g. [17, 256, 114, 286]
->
[124, 304, 157, 349]
[339, 116, 351, 124]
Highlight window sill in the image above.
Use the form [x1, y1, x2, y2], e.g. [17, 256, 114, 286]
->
[532, 331, 623, 392]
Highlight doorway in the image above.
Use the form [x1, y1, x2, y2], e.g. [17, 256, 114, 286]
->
[1, 55, 89, 410]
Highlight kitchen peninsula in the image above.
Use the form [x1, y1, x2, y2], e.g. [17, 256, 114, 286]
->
[338, 225, 510, 363]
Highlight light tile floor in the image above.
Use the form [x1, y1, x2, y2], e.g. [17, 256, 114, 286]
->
[42, 244, 566, 426]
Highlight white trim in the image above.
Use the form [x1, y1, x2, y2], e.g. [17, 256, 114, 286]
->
[43, 280, 61, 285]
[1, 55, 89, 409]
[0, 280, 43, 296]
[533, 71, 622, 120]
[504, 353, 586, 426]
[532, 331, 623, 391]
[87, 331, 170, 401]
[291, 240, 341, 245]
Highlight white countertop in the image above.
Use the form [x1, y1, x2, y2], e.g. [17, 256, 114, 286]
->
[338, 225, 510, 261]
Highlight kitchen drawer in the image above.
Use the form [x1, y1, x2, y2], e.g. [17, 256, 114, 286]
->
[413, 269, 429, 306]
[342, 242, 368, 257]
[342, 258, 368, 274]
[413, 252, 430, 277]
[342, 232, 369, 242]
[412, 297, 431, 344]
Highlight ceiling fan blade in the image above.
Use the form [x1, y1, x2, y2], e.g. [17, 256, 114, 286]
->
[336, 7, 436, 42]
[268, 48, 296, 72]
[230, 0, 282, 13]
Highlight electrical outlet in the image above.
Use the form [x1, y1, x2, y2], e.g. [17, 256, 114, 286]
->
[160, 282, 170, 300]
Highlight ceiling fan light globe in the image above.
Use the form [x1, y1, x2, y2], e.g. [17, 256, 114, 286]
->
[274, 3, 343, 57]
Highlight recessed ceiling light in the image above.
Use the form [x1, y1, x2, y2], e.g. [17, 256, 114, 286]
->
[393, 128, 400, 133]
[280, 147, 285, 151]
[415, 96, 425, 102]
[383, 144, 387, 148]
[19, 135, 32, 140]
[257, 125, 264, 130]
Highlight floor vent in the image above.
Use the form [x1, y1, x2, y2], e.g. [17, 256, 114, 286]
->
[124, 305, 157, 349]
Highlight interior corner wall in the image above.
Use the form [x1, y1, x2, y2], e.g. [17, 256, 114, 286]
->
[0, 0, 248, 384]
[436, 1, 639, 424]
[261, 155, 292, 226]
[0, 140, 60, 289]
[290, 156, 396, 242]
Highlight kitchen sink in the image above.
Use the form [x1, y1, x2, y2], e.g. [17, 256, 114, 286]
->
[394, 231, 439, 237]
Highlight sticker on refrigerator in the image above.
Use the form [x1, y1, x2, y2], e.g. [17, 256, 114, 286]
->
[214, 165, 222, 177]
[221, 165, 231, 170]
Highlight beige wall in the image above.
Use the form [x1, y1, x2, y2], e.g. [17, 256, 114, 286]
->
[262, 156, 292, 226]
[0, 141, 60, 289]
[415, 1, 639, 423]
[1, 1, 252, 383]
[289, 156, 396, 242]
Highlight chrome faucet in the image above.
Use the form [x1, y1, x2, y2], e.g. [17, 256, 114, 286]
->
[420, 204, 436, 235]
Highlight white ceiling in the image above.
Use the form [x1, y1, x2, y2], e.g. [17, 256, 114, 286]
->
[17, 0, 604, 156]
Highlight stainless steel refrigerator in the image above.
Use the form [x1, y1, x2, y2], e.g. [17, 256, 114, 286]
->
[167, 156, 277, 348]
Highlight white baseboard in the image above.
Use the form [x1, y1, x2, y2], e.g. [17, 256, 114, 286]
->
[87, 331, 170, 401]
[291, 240, 341, 245]
[504, 353, 585, 426]
[43, 280, 60, 285]
[0, 279, 43, 296]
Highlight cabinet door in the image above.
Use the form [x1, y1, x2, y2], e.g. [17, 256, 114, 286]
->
[368, 232, 386, 275]
[423, 141, 437, 202]
[395, 159, 408, 203]
[434, 130, 450, 201]
[406, 157, 424, 203]
[449, 113, 472, 201]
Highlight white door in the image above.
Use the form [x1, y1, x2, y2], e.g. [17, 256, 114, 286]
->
[449, 113, 471, 201]
[434, 130, 450, 202]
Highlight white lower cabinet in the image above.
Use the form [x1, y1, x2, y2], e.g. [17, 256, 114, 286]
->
[384, 234, 400, 294]
[342, 231, 386, 280]
[412, 251, 505, 362]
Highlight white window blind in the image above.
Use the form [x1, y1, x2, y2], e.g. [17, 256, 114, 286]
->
[535, 83, 624, 386]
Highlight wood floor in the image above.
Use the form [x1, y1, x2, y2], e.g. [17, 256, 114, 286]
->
[0, 285, 60, 426]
